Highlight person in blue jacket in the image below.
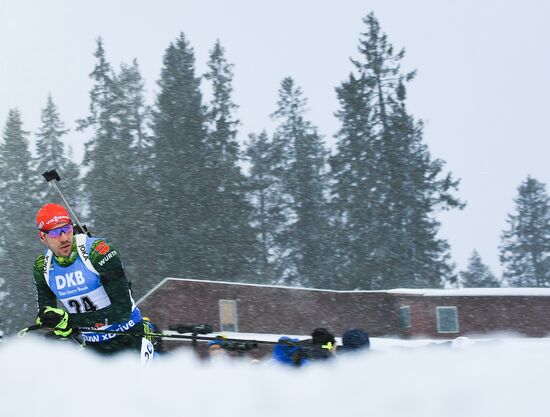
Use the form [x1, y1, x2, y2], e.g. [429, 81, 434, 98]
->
[271, 336, 307, 367]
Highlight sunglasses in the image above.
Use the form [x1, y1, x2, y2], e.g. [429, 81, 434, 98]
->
[43, 224, 73, 238]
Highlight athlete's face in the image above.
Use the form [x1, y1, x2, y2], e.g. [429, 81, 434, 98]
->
[40, 222, 74, 257]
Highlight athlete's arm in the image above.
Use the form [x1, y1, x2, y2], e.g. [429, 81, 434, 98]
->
[32, 256, 57, 311]
[68, 239, 133, 328]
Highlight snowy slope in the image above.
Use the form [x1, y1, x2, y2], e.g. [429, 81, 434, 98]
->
[1, 335, 549, 417]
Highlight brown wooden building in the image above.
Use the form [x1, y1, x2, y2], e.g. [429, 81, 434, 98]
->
[137, 278, 550, 339]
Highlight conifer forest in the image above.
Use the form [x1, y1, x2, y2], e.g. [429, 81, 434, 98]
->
[2, 13, 550, 334]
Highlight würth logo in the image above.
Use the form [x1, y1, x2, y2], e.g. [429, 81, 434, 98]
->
[95, 242, 110, 255]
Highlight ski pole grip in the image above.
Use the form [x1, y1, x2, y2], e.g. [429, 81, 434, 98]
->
[18, 324, 43, 337]
[42, 170, 61, 182]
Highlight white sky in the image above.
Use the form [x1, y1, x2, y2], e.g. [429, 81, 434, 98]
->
[1, 0, 550, 279]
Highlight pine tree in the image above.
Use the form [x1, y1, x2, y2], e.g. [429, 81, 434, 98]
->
[329, 71, 377, 290]
[330, 13, 462, 290]
[269, 77, 331, 287]
[386, 96, 461, 288]
[500, 176, 550, 287]
[35, 94, 81, 208]
[78, 40, 155, 296]
[150, 33, 212, 278]
[203, 40, 259, 282]
[0, 109, 42, 333]
[246, 131, 282, 283]
[117, 60, 152, 178]
[111, 60, 156, 295]
[460, 250, 500, 288]
[78, 38, 125, 234]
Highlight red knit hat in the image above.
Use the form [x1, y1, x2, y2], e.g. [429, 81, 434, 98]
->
[36, 203, 71, 231]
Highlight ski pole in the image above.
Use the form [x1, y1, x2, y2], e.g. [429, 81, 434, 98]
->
[20, 324, 311, 347]
[74, 327, 310, 346]
[18, 324, 85, 347]
[42, 169, 90, 236]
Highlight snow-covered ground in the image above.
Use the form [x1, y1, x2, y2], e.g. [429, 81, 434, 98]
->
[1, 334, 549, 417]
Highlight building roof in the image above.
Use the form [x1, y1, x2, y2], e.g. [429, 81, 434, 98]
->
[388, 288, 550, 297]
[137, 277, 550, 305]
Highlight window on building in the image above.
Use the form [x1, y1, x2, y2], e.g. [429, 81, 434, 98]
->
[436, 306, 459, 333]
[219, 299, 239, 332]
[399, 305, 411, 328]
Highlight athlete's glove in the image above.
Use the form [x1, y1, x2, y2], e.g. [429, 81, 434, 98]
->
[36, 306, 73, 338]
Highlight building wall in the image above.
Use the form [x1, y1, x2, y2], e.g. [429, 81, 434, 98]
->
[424, 296, 550, 337]
[138, 279, 399, 337]
[392, 295, 550, 338]
[138, 279, 550, 340]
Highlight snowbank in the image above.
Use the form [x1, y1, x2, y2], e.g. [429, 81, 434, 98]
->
[0, 335, 548, 417]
